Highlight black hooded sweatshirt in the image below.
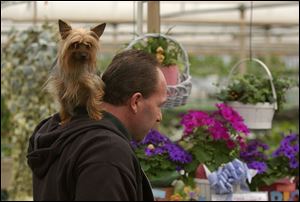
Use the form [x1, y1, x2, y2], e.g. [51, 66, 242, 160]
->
[27, 109, 154, 201]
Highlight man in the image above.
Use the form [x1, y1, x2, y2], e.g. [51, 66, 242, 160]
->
[27, 50, 168, 201]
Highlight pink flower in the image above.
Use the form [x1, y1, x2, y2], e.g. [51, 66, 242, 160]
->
[180, 111, 212, 136]
[232, 121, 250, 134]
[208, 120, 229, 140]
[216, 103, 250, 135]
[180, 103, 249, 150]
[226, 139, 236, 149]
[237, 135, 247, 149]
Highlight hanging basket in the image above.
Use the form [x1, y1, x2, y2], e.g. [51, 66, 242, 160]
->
[125, 33, 192, 108]
[225, 58, 278, 129]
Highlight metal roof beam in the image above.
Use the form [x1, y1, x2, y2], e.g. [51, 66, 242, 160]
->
[161, 2, 299, 18]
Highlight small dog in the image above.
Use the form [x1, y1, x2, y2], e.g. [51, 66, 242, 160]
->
[46, 19, 106, 125]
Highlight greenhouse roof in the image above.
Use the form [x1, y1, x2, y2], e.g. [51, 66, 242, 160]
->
[1, 1, 299, 55]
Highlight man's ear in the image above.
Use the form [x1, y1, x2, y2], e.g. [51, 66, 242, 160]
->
[129, 92, 143, 114]
[91, 23, 106, 38]
[58, 19, 72, 39]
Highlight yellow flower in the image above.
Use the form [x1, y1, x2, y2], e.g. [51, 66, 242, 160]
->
[183, 186, 191, 194]
[156, 53, 165, 64]
[147, 144, 155, 150]
[156, 46, 164, 53]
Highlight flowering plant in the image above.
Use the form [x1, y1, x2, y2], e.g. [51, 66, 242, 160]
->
[131, 129, 192, 186]
[271, 132, 299, 170]
[178, 103, 250, 174]
[132, 36, 183, 67]
[239, 132, 299, 190]
[239, 139, 269, 174]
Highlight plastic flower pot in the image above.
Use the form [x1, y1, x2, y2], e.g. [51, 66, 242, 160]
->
[259, 178, 296, 192]
[160, 64, 180, 86]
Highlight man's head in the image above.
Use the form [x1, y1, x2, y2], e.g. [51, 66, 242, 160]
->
[102, 50, 167, 141]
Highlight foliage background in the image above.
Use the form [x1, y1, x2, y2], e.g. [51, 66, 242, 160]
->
[1, 23, 58, 199]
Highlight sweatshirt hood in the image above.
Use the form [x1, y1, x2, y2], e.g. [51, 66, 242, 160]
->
[27, 110, 129, 178]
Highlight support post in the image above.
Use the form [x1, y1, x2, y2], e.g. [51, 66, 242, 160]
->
[147, 1, 160, 33]
[239, 4, 246, 74]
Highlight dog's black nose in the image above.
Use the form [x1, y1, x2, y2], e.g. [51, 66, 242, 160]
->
[80, 52, 88, 60]
[74, 52, 89, 60]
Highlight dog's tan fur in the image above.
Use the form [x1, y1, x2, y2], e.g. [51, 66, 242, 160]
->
[46, 19, 106, 125]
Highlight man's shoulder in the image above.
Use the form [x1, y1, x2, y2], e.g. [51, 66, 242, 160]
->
[76, 118, 134, 158]
[85, 125, 133, 156]
[75, 121, 138, 174]
[82, 118, 129, 143]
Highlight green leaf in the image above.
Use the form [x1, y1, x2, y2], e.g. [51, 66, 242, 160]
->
[150, 171, 180, 187]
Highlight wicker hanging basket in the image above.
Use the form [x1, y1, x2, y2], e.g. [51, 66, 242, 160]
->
[125, 33, 192, 108]
[224, 58, 278, 129]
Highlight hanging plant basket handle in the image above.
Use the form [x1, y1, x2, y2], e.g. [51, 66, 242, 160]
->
[227, 58, 278, 110]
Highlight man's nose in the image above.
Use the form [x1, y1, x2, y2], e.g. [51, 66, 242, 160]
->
[156, 111, 162, 123]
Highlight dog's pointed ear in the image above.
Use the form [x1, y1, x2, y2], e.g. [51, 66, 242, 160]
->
[91, 23, 106, 38]
[58, 19, 72, 39]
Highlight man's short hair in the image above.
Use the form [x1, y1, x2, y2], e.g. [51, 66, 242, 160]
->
[102, 49, 160, 105]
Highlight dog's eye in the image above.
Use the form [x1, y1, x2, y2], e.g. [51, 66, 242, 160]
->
[85, 43, 92, 49]
[72, 42, 78, 49]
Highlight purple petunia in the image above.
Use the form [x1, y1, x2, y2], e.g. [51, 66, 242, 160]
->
[145, 147, 155, 156]
[131, 129, 192, 165]
[165, 143, 192, 164]
[272, 133, 299, 169]
[247, 161, 268, 174]
[293, 144, 299, 153]
[283, 146, 296, 160]
[289, 158, 299, 169]
[142, 129, 170, 145]
[153, 147, 165, 155]
[130, 140, 139, 149]
[239, 139, 269, 174]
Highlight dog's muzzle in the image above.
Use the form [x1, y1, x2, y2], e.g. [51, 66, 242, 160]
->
[73, 52, 90, 61]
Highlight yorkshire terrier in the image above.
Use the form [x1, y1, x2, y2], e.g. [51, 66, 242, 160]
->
[46, 19, 106, 125]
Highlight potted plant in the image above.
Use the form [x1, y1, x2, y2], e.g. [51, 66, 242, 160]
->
[239, 132, 299, 192]
[131, 35, 184, 86]
[174, 103, 250, 200]
[178, 103, 250, 174]
[131, 129, 192, 188]
[215, 73, 295, 129]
